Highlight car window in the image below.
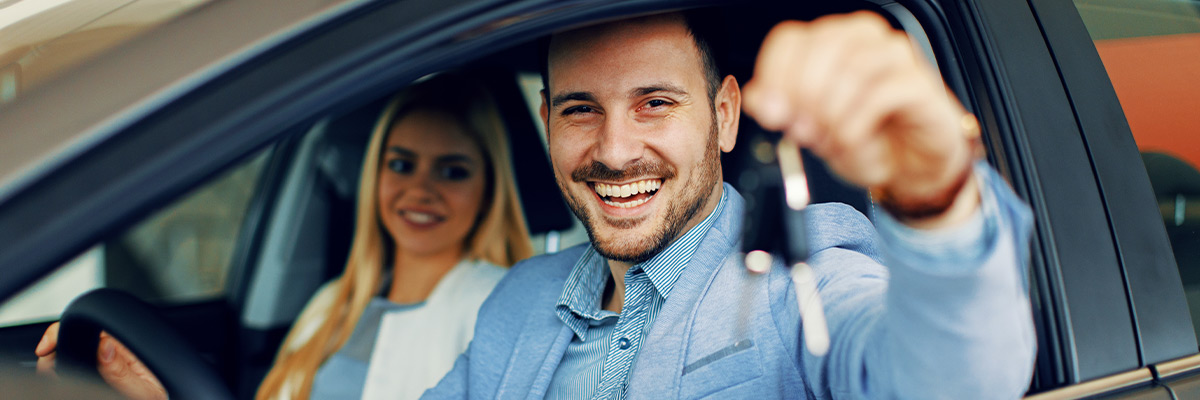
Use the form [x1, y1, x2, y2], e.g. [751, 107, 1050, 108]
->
[0, 0, 212, 109]
[0, 149, 270, 327]
[1073, 0, 1200, 341]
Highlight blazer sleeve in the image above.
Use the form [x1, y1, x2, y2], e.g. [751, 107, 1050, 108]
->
[800, 162, 1036, 399]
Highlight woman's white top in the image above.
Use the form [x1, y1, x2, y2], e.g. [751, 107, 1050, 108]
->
[310, 259, 506, 400]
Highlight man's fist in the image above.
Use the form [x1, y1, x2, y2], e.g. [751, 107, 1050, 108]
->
[743, 11, 980, 228]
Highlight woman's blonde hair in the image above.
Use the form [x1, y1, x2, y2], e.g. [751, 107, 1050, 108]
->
[256, 73, 534, 399]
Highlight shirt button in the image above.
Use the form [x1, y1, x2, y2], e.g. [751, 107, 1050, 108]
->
[618, 338, 631, 349]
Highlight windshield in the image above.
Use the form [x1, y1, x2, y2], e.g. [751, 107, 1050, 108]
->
[0, 0, 210, 107]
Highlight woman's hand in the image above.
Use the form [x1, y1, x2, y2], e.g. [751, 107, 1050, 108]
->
[35, 322, 168, 400]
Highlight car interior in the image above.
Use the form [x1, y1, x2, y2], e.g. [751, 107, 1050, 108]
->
[0, 2, 966, 398]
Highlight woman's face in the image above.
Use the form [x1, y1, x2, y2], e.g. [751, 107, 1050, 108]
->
[377, 108, 488, 260]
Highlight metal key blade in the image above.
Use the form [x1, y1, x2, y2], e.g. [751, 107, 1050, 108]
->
[777, 139, 829, 357]
[776, 138, 810, 210]
[791, 261, 829, 356]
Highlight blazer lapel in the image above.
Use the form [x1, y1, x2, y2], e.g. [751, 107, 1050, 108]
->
[495, 273, 575, 399]
[626, 185, 745, 398]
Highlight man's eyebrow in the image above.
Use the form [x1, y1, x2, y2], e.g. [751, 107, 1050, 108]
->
[631, 83, 689, 98]
[550, 91, 596, 108]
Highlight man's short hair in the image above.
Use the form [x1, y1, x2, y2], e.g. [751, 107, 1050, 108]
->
[540, 10, 725, 103]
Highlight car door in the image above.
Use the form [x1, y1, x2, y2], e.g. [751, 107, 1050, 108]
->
[2, 0, 1191, 398]
[1019, 0, 1200, 398]
[949, 0, 1200, 397]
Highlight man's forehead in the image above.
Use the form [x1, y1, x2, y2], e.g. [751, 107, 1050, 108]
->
[546, 13, 705, 95]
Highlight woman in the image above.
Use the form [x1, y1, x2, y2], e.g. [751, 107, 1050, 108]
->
[264, 72, 533, 399]
[36, 72, 534, 400]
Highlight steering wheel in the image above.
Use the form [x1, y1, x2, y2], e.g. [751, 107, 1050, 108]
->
[56, 288, 233, 400]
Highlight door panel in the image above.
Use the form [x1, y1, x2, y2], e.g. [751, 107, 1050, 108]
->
[1028, 0, 1198, 366]
[945, 0, 1140, 386]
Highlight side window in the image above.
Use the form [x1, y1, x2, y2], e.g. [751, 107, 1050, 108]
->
[1073, 1, 1200, 339]
[0, 150, 271, 327]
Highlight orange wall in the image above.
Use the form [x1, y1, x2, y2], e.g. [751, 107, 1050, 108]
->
[1094, 33, 1200, 170]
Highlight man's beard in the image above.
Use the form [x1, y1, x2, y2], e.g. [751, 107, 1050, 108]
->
[556, 121, 721, 264]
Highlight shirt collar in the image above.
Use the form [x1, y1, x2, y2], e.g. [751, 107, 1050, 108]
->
[554, 189, 729, 340]
[638, 189, 727, 298]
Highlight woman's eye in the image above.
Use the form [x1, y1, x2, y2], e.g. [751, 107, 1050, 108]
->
[441, 166, 471, 181]
[387, 159, 414, 174]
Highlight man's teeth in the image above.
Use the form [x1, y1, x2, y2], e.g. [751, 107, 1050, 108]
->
[594, 179, 661, 199]
[405, 211, 436, 224]
[604, 197, 651, 208]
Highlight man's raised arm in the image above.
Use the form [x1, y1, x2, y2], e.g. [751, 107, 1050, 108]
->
[742, 12, 1036, 398]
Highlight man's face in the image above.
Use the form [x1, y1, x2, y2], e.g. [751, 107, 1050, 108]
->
[542, 15, 738, 264]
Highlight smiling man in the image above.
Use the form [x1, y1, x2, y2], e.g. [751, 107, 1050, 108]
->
[425, 10, 1034, 400]
[545, 19, 735, 270]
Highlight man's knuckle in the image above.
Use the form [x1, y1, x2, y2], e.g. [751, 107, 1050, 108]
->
[766, 22, 804, 45]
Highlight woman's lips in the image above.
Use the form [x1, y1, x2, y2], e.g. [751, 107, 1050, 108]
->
[399, 210, 444, 229]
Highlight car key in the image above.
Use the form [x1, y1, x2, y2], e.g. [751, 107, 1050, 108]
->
[739, 135, 830, 357]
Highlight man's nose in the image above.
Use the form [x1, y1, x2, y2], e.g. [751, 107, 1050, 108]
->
[592, 117, 645, 171]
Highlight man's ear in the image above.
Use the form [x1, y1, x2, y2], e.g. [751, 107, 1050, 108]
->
[540, 89, 550, 135]
[715, 75, 740, 153]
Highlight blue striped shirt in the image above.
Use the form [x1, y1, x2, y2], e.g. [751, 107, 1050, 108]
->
[547, 190, 728, 400]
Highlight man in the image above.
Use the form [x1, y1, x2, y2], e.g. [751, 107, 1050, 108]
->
[425, 10, 1034, 399]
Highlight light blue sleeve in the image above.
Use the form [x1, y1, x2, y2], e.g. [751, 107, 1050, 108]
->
[804, 162, 1036, 399]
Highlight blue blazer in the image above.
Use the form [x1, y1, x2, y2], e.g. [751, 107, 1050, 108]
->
[425, 169, 1035, 399]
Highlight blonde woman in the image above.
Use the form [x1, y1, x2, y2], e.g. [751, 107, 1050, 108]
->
[35, 72, 534, 400]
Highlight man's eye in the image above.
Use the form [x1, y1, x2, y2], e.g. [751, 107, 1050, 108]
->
[562, 105, 594, 115]
[638, 99, 673, 112]
[387, 159, 414, 174]
[441, 166, 472, 181]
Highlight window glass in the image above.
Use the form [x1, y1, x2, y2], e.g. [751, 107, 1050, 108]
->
[0, 149, 270, 326]
[0, 248, 103, 326]
[1074, 0, 1200, 340]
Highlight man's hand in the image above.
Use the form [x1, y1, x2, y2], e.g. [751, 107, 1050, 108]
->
[35, 322, 168, 400]
[743, 11, 981, 229]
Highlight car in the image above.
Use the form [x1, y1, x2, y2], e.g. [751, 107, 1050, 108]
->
[0, 0, 1197, 398]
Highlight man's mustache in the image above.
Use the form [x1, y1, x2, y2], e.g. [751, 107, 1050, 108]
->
[571, 160, 676, 183]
